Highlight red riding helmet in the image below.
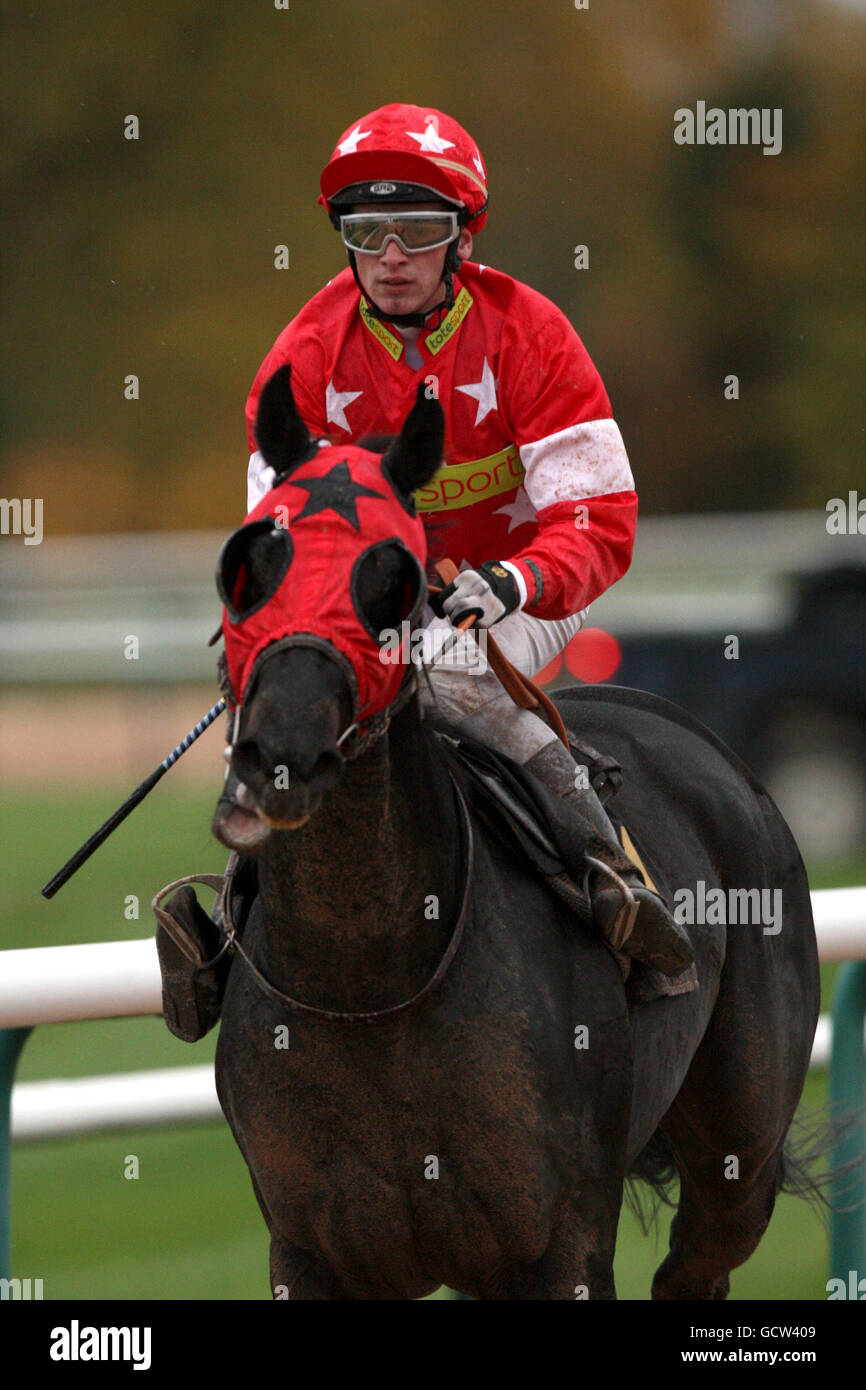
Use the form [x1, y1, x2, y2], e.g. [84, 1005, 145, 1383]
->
[319, 103, 488, 233]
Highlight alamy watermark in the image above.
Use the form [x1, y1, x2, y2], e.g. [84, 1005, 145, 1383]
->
[826, 491, 865, 535]
[49, 1321, 151, 1370]
[826, 1270, 866, 1300]
[674, 102, 782, 157]
[674, 881, 782, 935]
[0, 497, 43, 545]
[1, 1277, 43, 1299]
[379, 620, 488, 671]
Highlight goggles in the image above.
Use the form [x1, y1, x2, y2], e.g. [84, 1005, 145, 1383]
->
[340, 210, 459, 255]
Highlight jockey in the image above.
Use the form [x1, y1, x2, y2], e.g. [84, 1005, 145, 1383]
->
[235, 104, 691, 977]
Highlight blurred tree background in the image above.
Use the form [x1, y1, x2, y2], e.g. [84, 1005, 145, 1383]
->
[1, 0, 862, 533]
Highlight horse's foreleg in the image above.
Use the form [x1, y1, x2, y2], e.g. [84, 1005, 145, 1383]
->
[499, 1188, 621, 1301]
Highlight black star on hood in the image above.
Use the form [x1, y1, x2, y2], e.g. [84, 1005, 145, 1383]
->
[292, 460, 385, 531]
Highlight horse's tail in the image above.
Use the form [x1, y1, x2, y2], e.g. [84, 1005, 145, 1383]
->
[626, 1108, 865, 1234]
[624, 1131, 679, 1233]
[774, 1108, 864, 1220]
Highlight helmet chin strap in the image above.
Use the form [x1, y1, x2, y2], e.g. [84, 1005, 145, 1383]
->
[349, 240, 461, 330]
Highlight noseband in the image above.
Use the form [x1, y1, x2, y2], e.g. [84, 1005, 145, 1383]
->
[224, 630, 420, 765]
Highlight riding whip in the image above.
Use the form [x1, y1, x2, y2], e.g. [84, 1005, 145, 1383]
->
[40, 699, 227, 899]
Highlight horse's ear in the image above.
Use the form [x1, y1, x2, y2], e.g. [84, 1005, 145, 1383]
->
[255, 364, 312, 475]
[383, 384, 445, 497]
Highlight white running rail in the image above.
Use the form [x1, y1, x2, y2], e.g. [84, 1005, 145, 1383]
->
[2, 887, 865, 1142]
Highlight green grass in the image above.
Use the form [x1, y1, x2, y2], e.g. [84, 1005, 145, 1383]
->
[1, 787, 862, 1299]
[3, 784, 225, 1083]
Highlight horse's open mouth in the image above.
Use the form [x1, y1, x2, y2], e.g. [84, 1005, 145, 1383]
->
[212, 781, 319, 851]
[212, 799, 271, 853]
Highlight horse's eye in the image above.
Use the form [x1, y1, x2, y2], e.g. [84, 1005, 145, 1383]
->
[351, 540, 425, 644]
[216, 520, 294, 623]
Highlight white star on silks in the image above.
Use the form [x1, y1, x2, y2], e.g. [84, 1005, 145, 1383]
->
[493, 485, 537, 533]
[337, 124, 371, 156]
[455, 358, 498, 426]
[406, 125, 456, 154]
[326, 379, 363, 433]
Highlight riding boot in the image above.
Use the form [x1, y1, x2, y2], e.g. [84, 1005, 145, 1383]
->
[524, 739, 694, 977]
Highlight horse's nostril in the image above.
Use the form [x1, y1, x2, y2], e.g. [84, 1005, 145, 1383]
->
[232, 739, 265, 786]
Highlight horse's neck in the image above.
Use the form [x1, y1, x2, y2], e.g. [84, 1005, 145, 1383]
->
[255, 700, 463, 1012]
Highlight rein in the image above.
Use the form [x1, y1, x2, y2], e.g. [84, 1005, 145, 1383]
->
[330, 557, 569, 759]
[153, 767, 474, 1025]
[428, 559, 569, 749]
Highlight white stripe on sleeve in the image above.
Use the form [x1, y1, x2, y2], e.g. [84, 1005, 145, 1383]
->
[518, 419, 634, 512]
[499, 560, 528, 609]
[246, 450, 276, 513]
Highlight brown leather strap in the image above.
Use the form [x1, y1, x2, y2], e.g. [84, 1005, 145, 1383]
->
[433, 559, 569, 749]
[151, 872, 231, 967]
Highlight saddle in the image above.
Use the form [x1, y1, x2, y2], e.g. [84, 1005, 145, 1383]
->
[436, 725, 618, 912]
[438, 727, 696, 1002]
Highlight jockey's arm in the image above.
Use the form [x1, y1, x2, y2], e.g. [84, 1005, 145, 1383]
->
[244, 327, 329, 513]
[447, 308, 637, 627]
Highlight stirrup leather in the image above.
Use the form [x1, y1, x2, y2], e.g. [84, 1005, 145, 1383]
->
[583, 854, 640, 952]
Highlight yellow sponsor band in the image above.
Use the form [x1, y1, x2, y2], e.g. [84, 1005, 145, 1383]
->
[413, 444, 525, 513]
[425, 287, 473, 355]
[359, 287, 473, 360]
[359, 297, 403, 360]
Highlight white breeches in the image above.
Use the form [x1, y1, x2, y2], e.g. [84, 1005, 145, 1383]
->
[415, 604, 587, 764]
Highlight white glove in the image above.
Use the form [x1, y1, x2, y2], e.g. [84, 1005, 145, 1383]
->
[440, 562, 522, 628]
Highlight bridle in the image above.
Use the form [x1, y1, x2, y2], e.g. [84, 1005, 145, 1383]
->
[223, 632, 426, 768]
[334, 664, 421, 760]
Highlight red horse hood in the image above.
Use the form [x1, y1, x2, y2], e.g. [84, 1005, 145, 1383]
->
[219, 443, 427, 718]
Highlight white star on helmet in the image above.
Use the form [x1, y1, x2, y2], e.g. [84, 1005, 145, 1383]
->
[406, 125, 456, 154]
[338, 124, 372, 156]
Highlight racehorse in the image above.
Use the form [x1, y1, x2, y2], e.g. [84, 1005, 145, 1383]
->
[209, 365, 821, 1300]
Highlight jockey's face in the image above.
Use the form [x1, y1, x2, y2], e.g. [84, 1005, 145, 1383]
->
[350, 201, 473, 318]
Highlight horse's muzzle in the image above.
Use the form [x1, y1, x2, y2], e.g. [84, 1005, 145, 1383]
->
[214, 639, 353, 849]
